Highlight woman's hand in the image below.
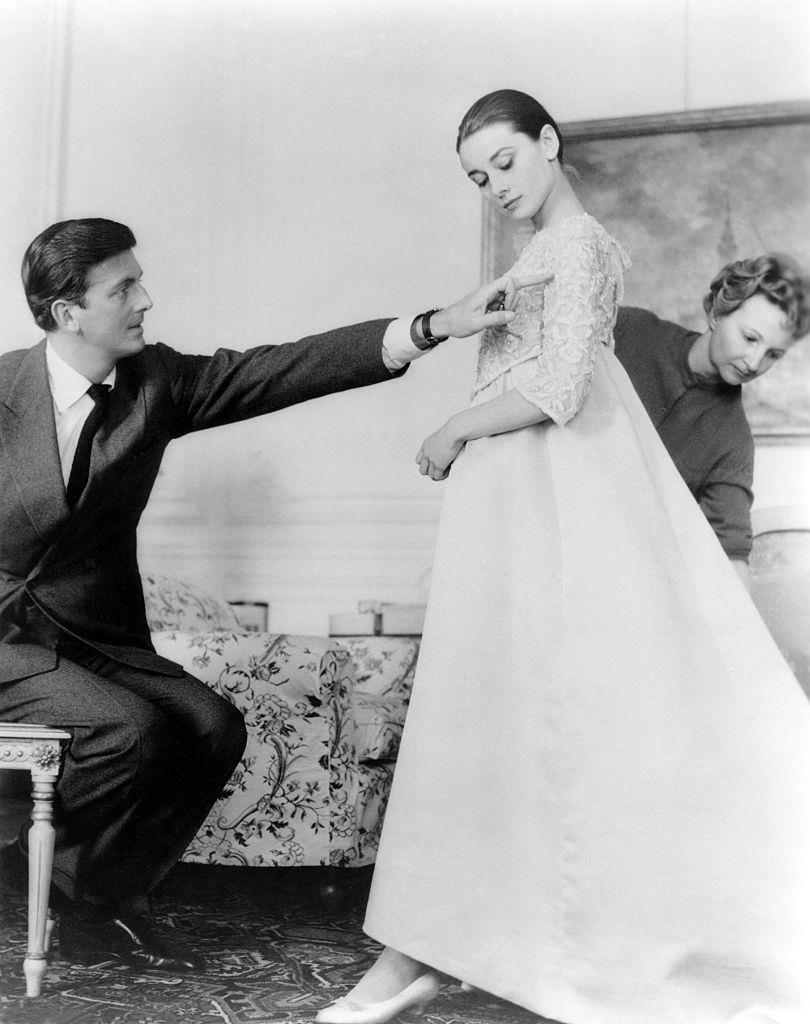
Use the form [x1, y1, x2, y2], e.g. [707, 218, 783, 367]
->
[416, 422, 465, 481]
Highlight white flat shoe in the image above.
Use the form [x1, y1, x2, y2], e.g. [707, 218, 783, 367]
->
[315, 972, 440, 1024]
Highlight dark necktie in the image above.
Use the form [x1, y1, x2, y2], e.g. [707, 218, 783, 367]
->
[66, 383, 111, 508]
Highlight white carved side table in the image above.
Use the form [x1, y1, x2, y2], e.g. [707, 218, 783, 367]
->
[0, 723, 70, 997]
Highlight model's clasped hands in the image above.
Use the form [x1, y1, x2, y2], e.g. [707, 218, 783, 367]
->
[416, 271, 552, 480]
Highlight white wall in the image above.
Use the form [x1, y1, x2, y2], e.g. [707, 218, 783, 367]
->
[1, 0, 808, 631]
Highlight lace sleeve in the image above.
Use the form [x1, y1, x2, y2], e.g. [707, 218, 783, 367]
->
[515, 226, 626, 425]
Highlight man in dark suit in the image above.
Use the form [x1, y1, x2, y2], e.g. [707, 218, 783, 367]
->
[0, 217, 536, 974]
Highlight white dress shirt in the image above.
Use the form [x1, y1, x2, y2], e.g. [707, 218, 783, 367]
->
[46, 343, 116, 486]
[382, 317, 425, 370]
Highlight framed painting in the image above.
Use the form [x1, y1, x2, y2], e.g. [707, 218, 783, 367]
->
[482, 102, 810, 441]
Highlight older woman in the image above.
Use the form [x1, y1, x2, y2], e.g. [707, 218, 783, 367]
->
[615, 253, 809, 587]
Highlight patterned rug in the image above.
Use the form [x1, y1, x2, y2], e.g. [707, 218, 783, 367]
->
[0, 864, 546, 1024]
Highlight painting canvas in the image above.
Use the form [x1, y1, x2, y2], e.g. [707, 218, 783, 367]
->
[482, 103, 810, 439]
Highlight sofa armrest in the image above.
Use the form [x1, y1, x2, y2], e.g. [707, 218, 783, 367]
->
[339, 636, 420, 702]
[338, 636, 420, 763]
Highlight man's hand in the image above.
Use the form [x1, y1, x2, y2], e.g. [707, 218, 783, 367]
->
[430, 272, 553, 340]
[416, 423, 464, 481]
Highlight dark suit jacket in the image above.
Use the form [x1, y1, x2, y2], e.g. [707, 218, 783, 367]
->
[0, 319, 398, 683]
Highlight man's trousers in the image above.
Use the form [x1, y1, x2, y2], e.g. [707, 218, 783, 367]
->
[0, 641, 247, 918]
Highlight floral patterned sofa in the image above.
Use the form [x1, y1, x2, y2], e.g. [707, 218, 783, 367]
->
[143, 574, 419, 868]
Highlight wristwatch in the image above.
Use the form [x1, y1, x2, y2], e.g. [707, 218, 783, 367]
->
[410, 309, 448, 351]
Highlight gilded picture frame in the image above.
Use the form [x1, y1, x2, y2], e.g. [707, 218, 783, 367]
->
[482, 102, 810, 441]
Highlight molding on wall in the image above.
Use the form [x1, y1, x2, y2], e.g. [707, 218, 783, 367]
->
[138, 524, 437, 572]
[141, 483, 444, 526]
[225, 493, 444, 526]
[137, 519, 437, 613]
[37, 0, 72, 226]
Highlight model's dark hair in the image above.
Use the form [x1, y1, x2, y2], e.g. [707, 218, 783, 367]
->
[456, 89, 564, 162]
[21, 218, 137, 332]
[703, 253, 810, 340]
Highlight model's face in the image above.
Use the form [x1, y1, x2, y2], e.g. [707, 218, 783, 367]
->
[458, 121, 558, 223]
[67, 249, 153, 361]
[708, 293, 796, 385]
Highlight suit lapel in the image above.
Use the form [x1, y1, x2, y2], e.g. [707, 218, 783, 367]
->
[0, 345, 148, 528]
[0, 341, 69, 538]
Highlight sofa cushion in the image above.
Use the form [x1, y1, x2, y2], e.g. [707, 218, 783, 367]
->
[142, 572, 241, 632]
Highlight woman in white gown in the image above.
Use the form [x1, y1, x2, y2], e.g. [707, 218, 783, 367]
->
[317, 89, 810, 1024]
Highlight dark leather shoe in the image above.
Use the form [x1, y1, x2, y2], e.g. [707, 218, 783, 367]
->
[58, 912, 205, 973]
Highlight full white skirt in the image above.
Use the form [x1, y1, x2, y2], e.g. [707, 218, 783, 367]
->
[364, 347, 810, 1024]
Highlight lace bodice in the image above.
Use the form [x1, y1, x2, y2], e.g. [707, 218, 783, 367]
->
[474, 213, 630, 425]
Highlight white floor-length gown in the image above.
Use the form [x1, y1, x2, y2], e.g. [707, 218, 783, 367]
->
[363, 213, 810, 1024]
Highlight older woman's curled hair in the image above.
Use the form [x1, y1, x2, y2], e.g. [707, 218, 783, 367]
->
[703, 253, 810, 339]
